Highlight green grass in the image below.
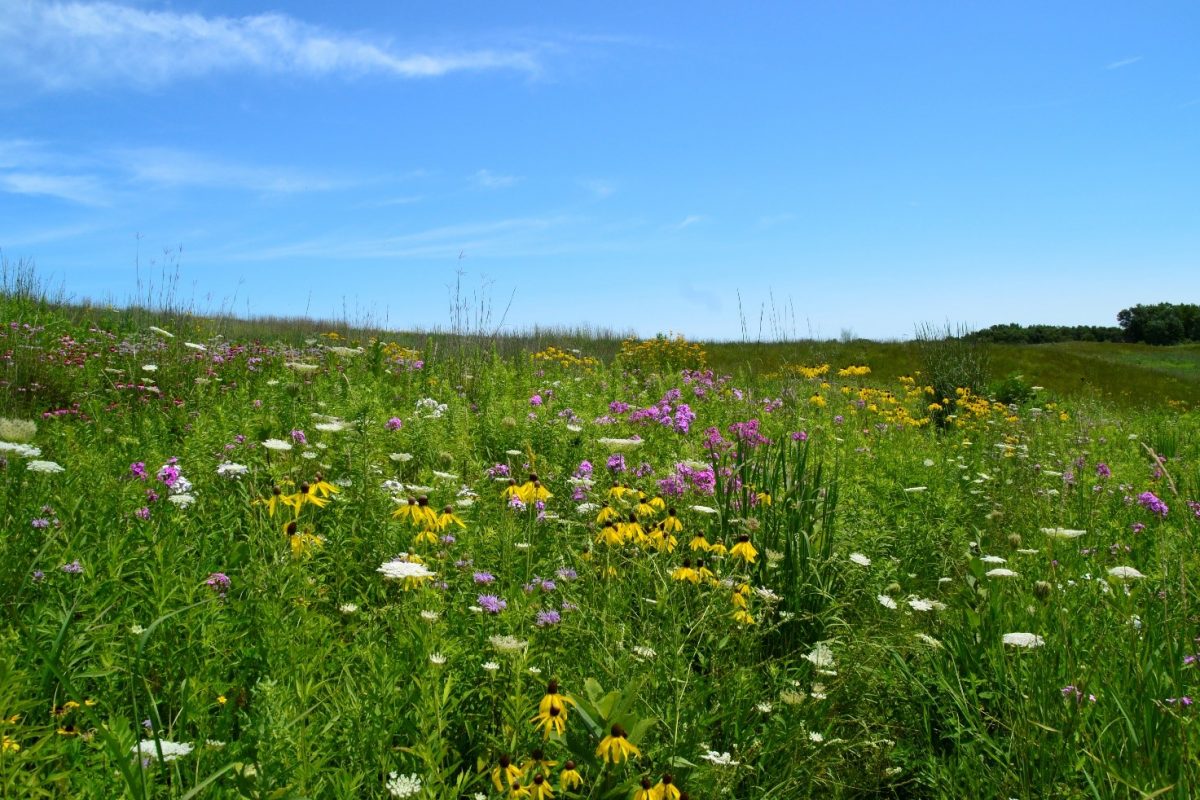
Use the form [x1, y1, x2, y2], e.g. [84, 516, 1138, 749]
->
[1, 275, 1199, 798]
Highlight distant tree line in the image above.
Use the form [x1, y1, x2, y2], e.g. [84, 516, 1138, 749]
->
[965, 303, 1200, 346]
[965, 323, 1123, 344]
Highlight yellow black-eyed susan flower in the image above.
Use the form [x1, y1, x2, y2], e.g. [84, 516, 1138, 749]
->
[660, 508, 682, 533]
[671, 560, 700, 584]
[595, 503, 620, 524]
[559, 760, 583, 791]
[522, 748, 558, 777]
[595, 723, 640, 764]
[528, 773, 554, 799]
[730, 534, 758, 564]
[436, 505, 466, 530]
[655, 774, 682, 800]
[633, 777, 655, 800]
[492, 754, 524, 792]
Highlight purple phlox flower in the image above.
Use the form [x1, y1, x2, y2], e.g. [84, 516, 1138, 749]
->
[608, 401, 630, 414]
[1184, 654, 1199, 666]
[529, 394, 543, 407]
[1096, 462, 1111, 478]
[130, 461, 147, 480]
[575, 460, 593, 477]
[658, 474, 686, 497]
[1166, 696, 1195, 706]
[487, 463, 510, 478]
[206, 572, 231, 595]
[536, 610, 562, 627]
[1131, 522, 1146, 533]
[762, 398, 783, 413]
[477, 594, 506, 613]
[386, 417, 403, 431]
[833, 415, 845, 425]
[634, 462, 655, 478]
[290, 429, 307, 445]
[727, 420, 769, 447]
[1138, 491, 1169, 518]
[607, 454, 626, 474]
[135, 507, 151, 520]
[156, 464, 181, 487]
[791, 431, 808, 442]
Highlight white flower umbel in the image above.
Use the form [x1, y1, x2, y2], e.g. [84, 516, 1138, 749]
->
[216, 462, 249, 478]
[1107, 566, 1146, 581]
[1002, 632, 1045, 649]
[132, 739, 193, 762]
[377, 560, 436, 582]
[701, 750, 740, 766]
[0, 441, 41, 458]
[27, 460, 64, 473]
[877, 594, 897, 610]
[1041, 527, 1086, 539]
[986, 568, 1019, 579]
[597, 437, 644, 451]
[385, 772, 422, 798]
[803, 642, 835, 669]
[262, 438, 293, 452]
[849, 552, 871, 566]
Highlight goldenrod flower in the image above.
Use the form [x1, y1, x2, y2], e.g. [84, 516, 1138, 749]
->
[730, 534, 758, 564]
[559, 761, 583, 791]
[1, 735, 18, 753]
[596, 723, 640, 764]
[492, 755, 524, 792]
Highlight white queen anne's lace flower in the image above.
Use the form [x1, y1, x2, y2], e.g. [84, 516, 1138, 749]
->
[385, 771, 422, 798]
[1002, 632, 1045, 649]
[131, 740, 193, 762]
[27, 460, 64, 473]
[849, 552, 871, 566]
[1108, 566, 1146, 581]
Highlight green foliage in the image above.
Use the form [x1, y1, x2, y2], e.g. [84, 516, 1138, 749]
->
[1118, 302, 1200, 345]
[913, 323, 992, 426]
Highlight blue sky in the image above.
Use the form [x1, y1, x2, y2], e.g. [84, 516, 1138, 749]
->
[1, 1, 1197, 340]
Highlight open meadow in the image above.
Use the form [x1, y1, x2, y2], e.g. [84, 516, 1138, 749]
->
[1, 289, 1198, 799]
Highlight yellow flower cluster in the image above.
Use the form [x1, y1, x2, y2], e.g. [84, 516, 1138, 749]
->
[837, 365, 871, 377]
[618, 334, 707, 373]
[379, 341, 423, 364]
[531, 345, 599, 370]
[784, 363, 831, 380]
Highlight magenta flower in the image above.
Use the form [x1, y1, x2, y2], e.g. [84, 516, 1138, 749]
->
[386, 417, 404, 431]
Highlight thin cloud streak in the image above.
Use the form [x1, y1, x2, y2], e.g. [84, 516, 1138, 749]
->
[114, 147, 354, 193]
[473, 169, 522, 189]
[0, 172, 108, 206]
[1105, 56, 1142, 70]
[0, 1, 541, 91]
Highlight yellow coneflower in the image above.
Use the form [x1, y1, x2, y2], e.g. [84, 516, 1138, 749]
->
[595, 723, 640, 764]
[648, 495, 666, 512]
[258, 486, 286, 517]
[608, 483, 630, 500]
[503, 479, 522, 501]
[284, 482, 330, 516]
[660, 508, 683, 533]
[732, 608, 756, 626]
[413, 496, 439, 527]
[309, 473, 340, 498]
[696, 560, 716, 584]
[412, 528, 439, 546]
[596, 503, 620, 524]
[559, 761, 583, 791]
[688, 532, 710, 552]
[648, 527, 677, 553]
[671, 560, 700, 584]
[508, 780, 532, 798]
[436, 505, 466, 530]
[492, 754, 524, 793]
[522, 748, 558, 777]
[620, 513, 648, 546]
[284, 521, 324, 558]
[596, 524, 625, 548]
[755, 491, 771, 506]
[707, 540, 728, 557]
[731, 582, 752, 609]
[528, 773, 555, 799]
[730, 534, 758, 564]
[517, 474, 552, 505]
[531, 680, 575, 738]
[635, 497, 657, 518]
[654, 774, 682, 800]
[632, 777, 655, 800]
[392, 496, 419, 522]
[604, 565, 619, 578]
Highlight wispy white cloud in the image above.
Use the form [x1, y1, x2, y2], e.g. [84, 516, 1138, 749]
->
[672, 214, 706, 231]
[0, 171, 108, 206]
[581, 178, 616, 198]
[114, 147, 353, 193]
[473, 169, 522, 190]
[0, 1, 541, 91]
[1105, 56, 1142, 70]
[223, 216, 572, 262]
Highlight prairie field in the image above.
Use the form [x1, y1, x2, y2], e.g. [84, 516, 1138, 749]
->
[1, 292, 1198, 799]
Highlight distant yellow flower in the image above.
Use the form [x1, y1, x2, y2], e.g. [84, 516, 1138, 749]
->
[732, 609, 756, 626]
[596, 724, 640, 764]
[436, 505, 466, 530]
[1, 735, 18, 753]
[217, 695, 227, 706]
